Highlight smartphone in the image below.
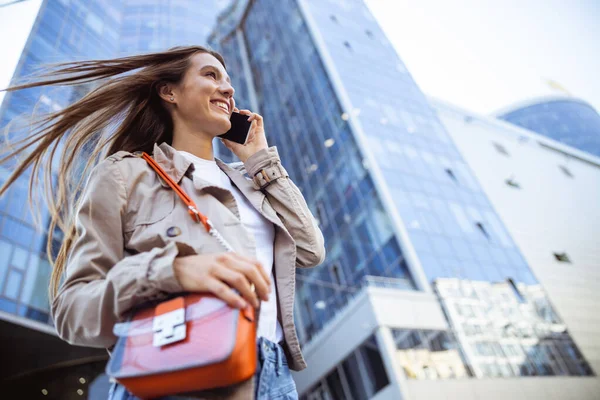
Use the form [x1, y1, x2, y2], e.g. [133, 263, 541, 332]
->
[218, 111, 252, 145]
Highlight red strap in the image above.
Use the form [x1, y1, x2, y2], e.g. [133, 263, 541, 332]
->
[138, 152, 211, 232]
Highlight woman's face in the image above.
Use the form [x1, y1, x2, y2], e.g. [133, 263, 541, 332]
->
[171, 52, 235, 136]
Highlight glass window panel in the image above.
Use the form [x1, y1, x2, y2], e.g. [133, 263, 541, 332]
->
[0, 298, 17, 314]
[421, 179, 441, 196]
[11, 247, 29, 270]
[398, 204, 420, 230]
[505, 248, 528, 268]
[342, 353, 370, 400]
[409, 192, 431, 210]
[360, 341, 390, 393]
[483, 211, 512, 247]
[448, 202, 474, 234]
[419, 211, 443, 235]
[418, 254, 445, 279]
[0, 240, 12, 289]
[470, 244, 494, 263]
[450, 239, 475, 261]
[1, 218, 36, 249]
[21, 256, 50, 312]
[409, 231, 433, 253]
[399, 175, 424, 192]
[325, 368, 348, 400]
[430, 235, 456, 257]
[381, 238, 402, 264]
[5, 270, 22, 300]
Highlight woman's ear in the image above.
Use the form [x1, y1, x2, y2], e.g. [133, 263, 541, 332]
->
[157, 82, 176, 104]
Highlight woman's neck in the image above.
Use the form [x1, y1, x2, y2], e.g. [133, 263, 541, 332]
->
[171, 127, 215, 161]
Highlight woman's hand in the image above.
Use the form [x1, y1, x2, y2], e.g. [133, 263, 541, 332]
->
[221, 107, 269, 163]
[173, 252, 271, 309]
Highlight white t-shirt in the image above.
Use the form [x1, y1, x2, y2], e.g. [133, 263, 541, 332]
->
[179, 151, 284, 343]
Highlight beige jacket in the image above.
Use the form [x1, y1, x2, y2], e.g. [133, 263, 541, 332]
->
[51, 142, 326, 372]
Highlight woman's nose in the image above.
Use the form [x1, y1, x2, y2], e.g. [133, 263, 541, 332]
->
[220, 81, 235, 98]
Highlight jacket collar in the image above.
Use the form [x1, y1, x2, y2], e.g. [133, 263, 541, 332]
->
[152, 142, 195, 185]
[151, 142, 269, 218]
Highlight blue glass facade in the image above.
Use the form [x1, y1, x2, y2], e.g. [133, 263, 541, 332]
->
[301, 0, 537, 288]
[212, 0, 537, 340]
[1, 0, 593, 394]
[212, 0, 417, 342]
[0, 0, 234, 327]
[498, 98, 600, 158]
[119, 0, 231, 54]
[0, 0, 122, 324]
[212, 0, 592, 389]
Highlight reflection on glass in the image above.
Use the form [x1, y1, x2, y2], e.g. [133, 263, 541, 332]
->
[434, 278, 594, 378]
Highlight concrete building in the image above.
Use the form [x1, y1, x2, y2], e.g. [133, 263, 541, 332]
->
[436, 97, 600, 378]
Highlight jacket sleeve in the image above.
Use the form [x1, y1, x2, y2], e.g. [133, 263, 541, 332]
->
[51, 159, 184, 348]
[244, 146, 326, 268]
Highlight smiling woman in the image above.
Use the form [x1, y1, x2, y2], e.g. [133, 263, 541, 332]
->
[0, 46, 325, 399]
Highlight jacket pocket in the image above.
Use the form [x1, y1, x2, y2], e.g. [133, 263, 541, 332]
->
[125, 201, 213, 256]
[129, 189, 177, 227]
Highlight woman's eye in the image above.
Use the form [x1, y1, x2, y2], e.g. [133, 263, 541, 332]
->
[206, 72, 217, 79]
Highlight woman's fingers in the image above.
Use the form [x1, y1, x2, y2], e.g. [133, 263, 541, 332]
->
[220, 254, 270, 304]
[231, 253, 271, 289]
[214, 264, 259, 308]
[205, 277, 248, 309]
[172, 253, 270, 308]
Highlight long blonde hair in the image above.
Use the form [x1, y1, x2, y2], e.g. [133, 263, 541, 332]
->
[0, 46, 226, 297]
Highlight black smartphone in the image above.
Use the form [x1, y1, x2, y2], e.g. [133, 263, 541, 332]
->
[218, 111, 252, 145]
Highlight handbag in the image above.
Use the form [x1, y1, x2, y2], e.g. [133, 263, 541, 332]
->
[106, 151, 258, 399]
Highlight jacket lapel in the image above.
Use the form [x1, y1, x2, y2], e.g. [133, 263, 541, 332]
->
[151, 143, 281, 229]
[217, 159, 266, 213]
[152, 143, 194, 187]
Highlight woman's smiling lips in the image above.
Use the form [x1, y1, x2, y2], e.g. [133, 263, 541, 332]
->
[210, 100, 230, 115]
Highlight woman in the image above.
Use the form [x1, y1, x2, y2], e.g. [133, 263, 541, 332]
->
[0, 46, 325, 399]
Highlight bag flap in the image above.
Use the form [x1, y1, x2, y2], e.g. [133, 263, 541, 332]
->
[107, 294, 241, 378]
[112, 296, 230, 338]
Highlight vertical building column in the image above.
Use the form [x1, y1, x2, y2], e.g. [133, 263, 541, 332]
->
[375, 325, 411, 400]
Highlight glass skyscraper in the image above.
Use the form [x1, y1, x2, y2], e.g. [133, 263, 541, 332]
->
[0, 0, 234, 331]
[118, 0, 230, 54]
[212, 0, 536, 336]
[2, 0, 597, 398]
[0, 0, 123, 396]
[211, 0, 595, 398]
[496, 97, 600, 158]
[0, 1, 232, 396]
[0, 0, 122, 325]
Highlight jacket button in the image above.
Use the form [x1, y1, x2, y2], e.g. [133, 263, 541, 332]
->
[166, 227, 182, 237]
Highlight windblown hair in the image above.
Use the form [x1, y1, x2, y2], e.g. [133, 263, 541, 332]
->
[0, 46, 226, 298]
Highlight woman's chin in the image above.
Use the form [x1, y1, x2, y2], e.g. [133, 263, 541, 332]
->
[216, 119, 232, 135]
[200, 119, 231, 137]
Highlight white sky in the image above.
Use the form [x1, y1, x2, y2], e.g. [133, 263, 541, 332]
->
[0, 0, 42, 105]
[1, 0, 599, 117]
[365, 0, 600, 115]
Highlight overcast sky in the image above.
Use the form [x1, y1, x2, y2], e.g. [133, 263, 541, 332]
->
[365, 0, 600, 115]
[1, 0, 599, 117]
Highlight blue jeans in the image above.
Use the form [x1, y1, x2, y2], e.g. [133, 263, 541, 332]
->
[108, 337, 298, 400]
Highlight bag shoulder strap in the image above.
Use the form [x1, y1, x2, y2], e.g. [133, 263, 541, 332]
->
[134, 151, 235, 252]
[134, 151, 210, 232]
